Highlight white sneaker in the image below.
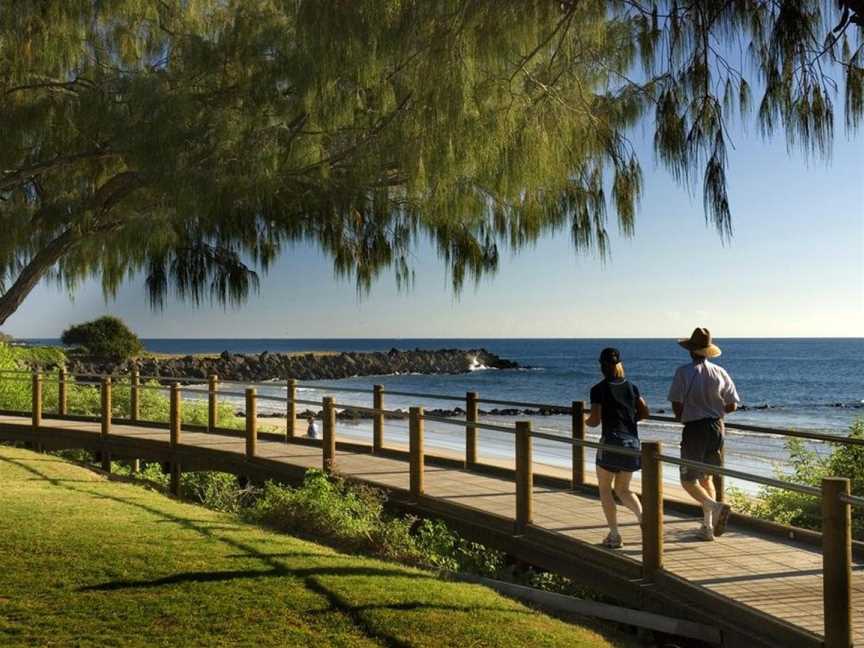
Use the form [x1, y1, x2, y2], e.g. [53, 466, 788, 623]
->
[602, 531, 623, 549]
[697, 523, 715, 541]
[713, 502, 732, 536]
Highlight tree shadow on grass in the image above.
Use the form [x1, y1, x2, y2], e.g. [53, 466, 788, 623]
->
[82, 565, 431, 591]
[1, 453, 528, 648]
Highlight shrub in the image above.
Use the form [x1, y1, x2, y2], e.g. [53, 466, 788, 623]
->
[414, 518, 505, 576]
[728, 418, 864, 539]
[181, 471, 258, 513]
[250, 470, 423, 564]
[61, 316, 143, 360]
[0, 343, 67, 411]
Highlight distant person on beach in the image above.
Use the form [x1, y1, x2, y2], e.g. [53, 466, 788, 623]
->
[585, 347, 649, 549]
[306, 414, 318, 439]
[668, 327, 740, 541]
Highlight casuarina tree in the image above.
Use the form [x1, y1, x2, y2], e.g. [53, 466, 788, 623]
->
[1, 1, 861, 324]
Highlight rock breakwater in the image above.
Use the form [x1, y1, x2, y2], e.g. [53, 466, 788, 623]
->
[68, 348, 519, 382]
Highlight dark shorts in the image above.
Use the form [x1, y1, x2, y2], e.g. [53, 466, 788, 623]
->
[596, 436, 641, 473]
[680, 418, 724, 482]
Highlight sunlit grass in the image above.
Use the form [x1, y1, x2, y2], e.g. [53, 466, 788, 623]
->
[0, 445, 620, 647]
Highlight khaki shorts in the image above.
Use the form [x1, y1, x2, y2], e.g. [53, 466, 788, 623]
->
[680, 418, 723, 482]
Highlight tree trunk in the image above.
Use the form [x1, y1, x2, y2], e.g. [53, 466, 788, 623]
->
[0, 172, 142, 327]
[0, 228, 80, 326]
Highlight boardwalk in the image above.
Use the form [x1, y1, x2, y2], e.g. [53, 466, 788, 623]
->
[0, 411, 860, 648]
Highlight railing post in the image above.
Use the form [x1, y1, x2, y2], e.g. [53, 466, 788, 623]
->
[125, 368, 139, 471]
[286, 378, 297, 441]
[322, 397, 336, 473]
[409, 406, 424, 497]
[823, 477, 852, 648]
[130, 366, 140, 422]
[245, 388, 257, 458]
[57, 367, 67, 416]
[641, 441, 663, 578]
[100, 377, 112, 471]
[208, 374, 219, 433]
[170, 383, 181, 447]
[373, 384, 384, 452]
[31, 371, 42, 432]
[169, 383, 181, 495]
[572, 400, 585, 488]
[515, 420, 533, 533]
[466, 391, 478, 467]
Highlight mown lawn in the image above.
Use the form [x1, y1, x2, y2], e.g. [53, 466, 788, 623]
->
[0, 446, 621, 647]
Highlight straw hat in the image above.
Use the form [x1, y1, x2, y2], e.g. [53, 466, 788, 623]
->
[678, 327, 722, 358]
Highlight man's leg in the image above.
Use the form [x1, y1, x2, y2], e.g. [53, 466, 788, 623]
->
[682, 477, 714, 505]
[700, 475, 716, 501]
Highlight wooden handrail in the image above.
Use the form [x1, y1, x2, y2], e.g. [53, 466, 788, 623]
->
[5, 368, 857, 448]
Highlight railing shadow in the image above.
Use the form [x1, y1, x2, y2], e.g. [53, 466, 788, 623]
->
[0, 451, 531, 648]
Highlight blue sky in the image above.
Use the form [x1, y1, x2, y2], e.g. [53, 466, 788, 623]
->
[5, 120, 863, 339]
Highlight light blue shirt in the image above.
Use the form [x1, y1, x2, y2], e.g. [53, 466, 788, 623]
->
[667, 360, 740, 423]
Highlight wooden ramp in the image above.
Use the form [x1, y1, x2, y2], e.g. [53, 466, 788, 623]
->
[0, 413, 860, 648]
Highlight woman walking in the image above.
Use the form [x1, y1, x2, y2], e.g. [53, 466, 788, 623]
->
[585, 347, 650, 549]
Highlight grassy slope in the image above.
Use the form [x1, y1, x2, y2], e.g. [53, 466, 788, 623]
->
[0, 446, 619, 648]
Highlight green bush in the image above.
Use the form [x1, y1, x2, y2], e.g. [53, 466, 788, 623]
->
[728, 418, 864, 539]
[0, 343, 67, 411]
[414, 517, 505, 577]
[250, 470, 423, 564]
[61, 316, 143, 360]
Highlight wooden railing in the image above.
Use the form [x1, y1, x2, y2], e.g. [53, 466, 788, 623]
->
[0, 367, 860, 647]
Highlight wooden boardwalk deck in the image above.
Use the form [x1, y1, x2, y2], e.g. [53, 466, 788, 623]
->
[0, 412, 860, 647]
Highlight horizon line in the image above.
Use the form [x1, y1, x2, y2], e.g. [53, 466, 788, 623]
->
[16, 335, 864, 341]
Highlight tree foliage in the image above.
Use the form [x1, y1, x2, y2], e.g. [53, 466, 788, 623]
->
[61, 316, 143, 360]
[0, 1, 861, 321]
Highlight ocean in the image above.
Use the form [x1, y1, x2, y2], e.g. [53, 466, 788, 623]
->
[24, 337, 864, 492]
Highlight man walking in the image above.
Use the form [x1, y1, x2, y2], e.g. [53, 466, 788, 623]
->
[668, 327, 740, 540]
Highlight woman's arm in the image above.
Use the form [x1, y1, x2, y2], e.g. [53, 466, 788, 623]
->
[636, 397, 650, 421]
[585, 403, 602, 428]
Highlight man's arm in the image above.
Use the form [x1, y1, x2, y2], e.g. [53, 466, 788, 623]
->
[720, 368, 741, 416]
[667, 367, 684, 421]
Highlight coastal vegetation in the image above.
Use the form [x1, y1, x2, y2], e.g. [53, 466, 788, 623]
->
[0, 342, 249, 430]
[1, 1, 862, 323]
[61, 316, 144, 361]
[729, 418, 864, 539]
[0, 445, 621, 647]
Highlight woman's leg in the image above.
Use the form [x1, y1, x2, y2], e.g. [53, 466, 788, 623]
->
[597, 466, 618, 534]
[613, 471, 642, 524]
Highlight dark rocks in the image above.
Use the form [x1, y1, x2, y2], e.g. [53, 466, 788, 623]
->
[66, 347, 520, 383]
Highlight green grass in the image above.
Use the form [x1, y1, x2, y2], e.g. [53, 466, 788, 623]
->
[0, 446, 620, 647]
